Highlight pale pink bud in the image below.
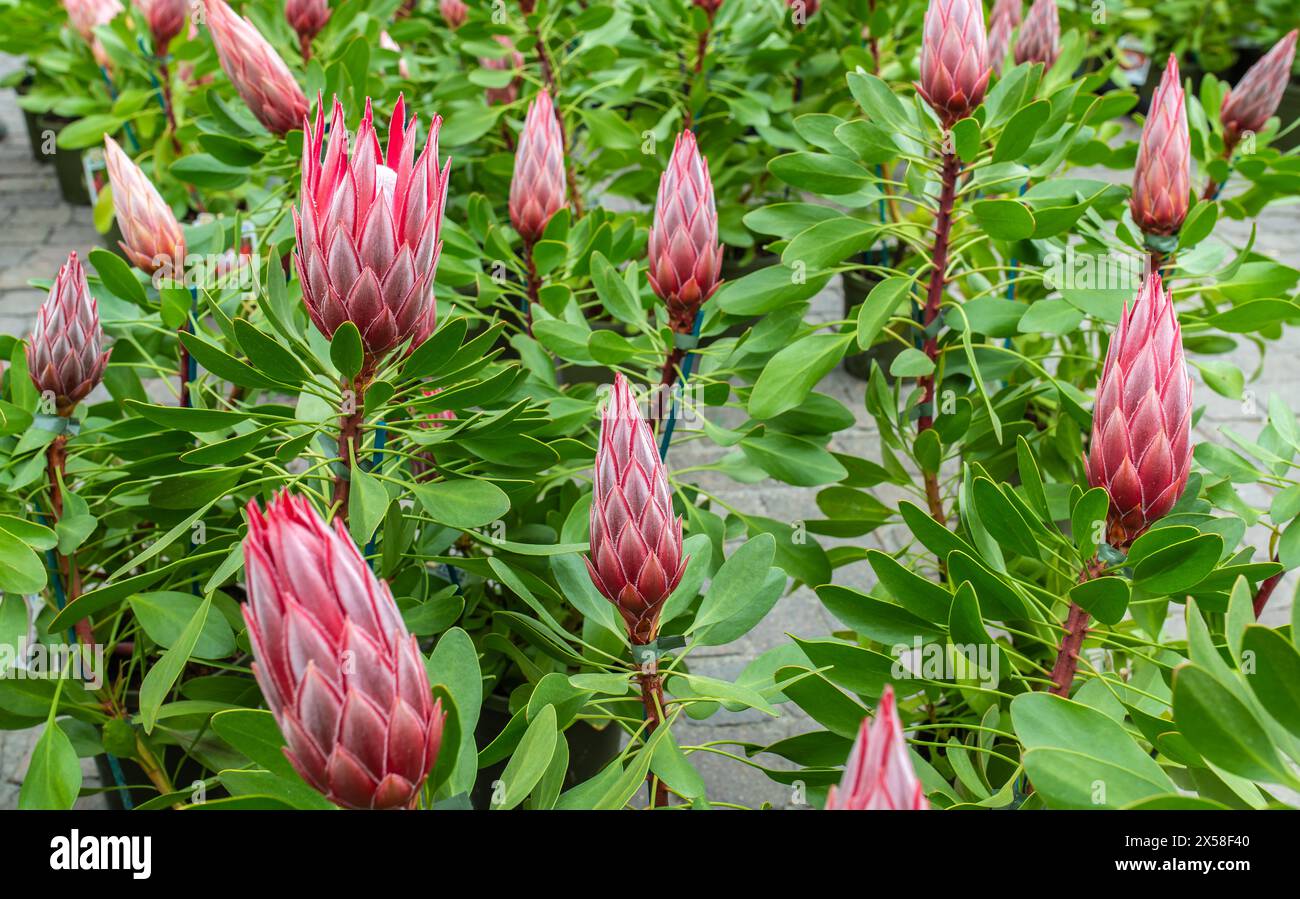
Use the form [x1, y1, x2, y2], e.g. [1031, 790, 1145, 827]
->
[1221, 29, 1298, 152]
[63, 0, 123, 43]
[204, 0, 309, 136]
[987, 0, 1021, 75]
[916, 0, 990, 128]
[103, 135, 186, 275]
[826, 687, 928, 810]
[294, 95, 449, 361]
[26, 252, 111, 416]
[1013, 0, 1059, 69]
[647, 130, 722, 331]
[285, 0, 330, 48]
[139, 0, 185, 54]
[439, 0, 467, 28]
[1130, 55, 1190, 237]
[242, 491, 445, 810]
[1085, 273, 1192, 548]
[509, 90, 567, 244]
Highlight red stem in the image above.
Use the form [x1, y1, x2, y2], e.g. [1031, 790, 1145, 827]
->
[637, 659, 669, 808]
[331, 370, 370, 522]
[1048, 558, 1106, 696]
[1254, 565, 1282, 619]
[524, 249, 540, 336]
[47, 435, 93, 645]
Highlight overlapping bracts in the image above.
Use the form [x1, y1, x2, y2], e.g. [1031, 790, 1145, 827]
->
[1130, 56, 1190, 237]
[205, 0, 309, 136]
[916, 0, 990, 127]
[509, 90, 567, 244]
[647, 131, 721, 331]
[1221, 29, 1299, 151]
[103, 135, 186, 275]
[26, 252, 111, 416]
[826, 687, 928, 811]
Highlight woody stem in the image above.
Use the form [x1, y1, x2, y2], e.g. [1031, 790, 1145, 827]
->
[1048, 558, 1105, 696]
[1254, 564, 1283, 618]
[332, 369, 371, 523]
[46, 435, 92, 646]
[683, 24, 710, 128]
[300, 34, 312, 64]
[524, 249, 540, 337]
[637, 659, 669, 808]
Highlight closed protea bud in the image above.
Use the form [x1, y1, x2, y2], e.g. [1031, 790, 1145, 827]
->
[242, 492, 445, 810]
[26, 253, 111, 417]
[916, 0, 990, 128]
[987, 0, 1021, 75]
[1085, 273, 1192, 549]
[1013, 0, 1059, 69]
[1130, 55, 1190, 237]
[63, 0, 123, 44]
[103, 135, 186, 276]
[295, 96, 448, 363]
[1221, 29, 1298, 152]
[693, 0, 723, 17]
[439, 0, 467, 29]
[204, 0, 309, 136]
[647, 131, 722, 332]
[285, 0, 331, 53]
[585, 375, 687, 645]
[826, 687, 928, 811]
[481, 36, 523, 106]
[139, 0, 185, 54]
[509, 90, 567, 244]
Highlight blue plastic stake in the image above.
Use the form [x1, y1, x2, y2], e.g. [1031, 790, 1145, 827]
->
[658, 309, 704, 461]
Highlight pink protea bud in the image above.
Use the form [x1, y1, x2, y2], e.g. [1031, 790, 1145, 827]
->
[647, 131, 722, 332]
[916, 0, 990, 128]
[242, 492, 445, 810]
[1085, 273, 1192, 549]
[1221, 29, 1298, 152]
[1130, 55, 1190, 237]
[987, 0, 1021, 75]
[481, 35, 523, 106]
[26, 252, 111, 417]
[1013, 0, 1059, 69]
[294, 95, 449, 362]
[139, 0, 185, 54]
[63, 0, 123, 44]
[518, 0, 535, 13]
[439, 0, 467, 28]
[826, 687, 928, 810]
[509, 90, 567, 244]
[285, 0, 331, 50]
[585, 375, 687, 645]
[204, 0, 309, 137]
[103, 135, 186, 276]
[693, 0, 723, 17]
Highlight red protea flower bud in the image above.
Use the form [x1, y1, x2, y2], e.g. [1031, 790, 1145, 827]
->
[204, 0, 309, 136]
[139, 0, 185, 54]
[585, 375, 687, 645]
[693, 0, 723, 17]
[826, 687, 928, 810]
[1085, 273, 1192, 549]
[509, 89, 567, 244]
[1220, 29, 1298, 152]
[103, 135, 186, 276]
[1130, 55, 1190, 237]
[294, 95, 449, 362]
[1013, 0, 1059, 69]
[518, 0, 536, 13]
[439, 0, 467, 29]
[242, 491, 446, 810]
[481, 35, 523, 106]
[647, 131, 722, 332]
[63, 0, 123, 44]
[285, 0, 331, 50]
[916, 0, 990, 128]
[987, 0, 1021, 75]
[26, 252, 111, 417]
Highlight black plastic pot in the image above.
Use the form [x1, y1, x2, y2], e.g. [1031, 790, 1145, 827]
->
[44, 115, 93, 207]
[14, 76, 53, 165]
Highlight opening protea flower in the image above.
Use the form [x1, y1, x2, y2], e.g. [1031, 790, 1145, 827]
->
[585, 374, 687, 645]
[439, 0, 467, 29]
[294, 95, 449, 364]
[62, 0, 122, 44]
[509, 90, 568, 245]
[204, 0, 309, 137]
[987, 0, 1021, 75]
[138, 0, 185, 55]
[480, 36, 523, 106]
[285, 0, 331, 58]
[1221, 29, 1299, 153]
[916, 0, 990, 128]
[103, 135, 186, 276]
[1130, 55, 1190, 238]
[1085, 273, 1192, 549]
[1013, 0, 1059, 69]
[826, 686, 928, 810]
[647, 131, 722, 333]
[26, 252, 111, 417]
[242, 491, 446, 810]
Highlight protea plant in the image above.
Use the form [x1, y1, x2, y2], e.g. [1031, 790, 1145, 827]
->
[1130, 55, 1190, 238]
[987, 0, 1021, 74]
[1085, 273, 1192, 549]
[204, 0, 309, 136]
[103, 135, 186, 276]
[585, 374, 687, 646]
[139, 0, 184, 55]
[1013, 0, 1059, 69]
[1220, 29, 1299, 153]
[647, 131, 722, 334]
[826, 687, 928, 810]
[915, 0, 990, 128]
[26, 252, 111, 417]
[242, 491, 445, 810]
[294, 95, 449, 365]
[509, 89, 567, 245]
[439, 0, 467, 29]
[285, 0, 330, 61]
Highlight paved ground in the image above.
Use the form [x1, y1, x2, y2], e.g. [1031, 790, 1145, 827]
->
[1, 53, 1297, 809]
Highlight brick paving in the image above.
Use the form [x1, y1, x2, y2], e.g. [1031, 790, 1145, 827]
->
[1, 51, 1297, 809]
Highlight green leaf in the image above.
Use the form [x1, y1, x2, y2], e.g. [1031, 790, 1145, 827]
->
[691, 534, 776, 637]
[590, 252, 644, 326]
[748, 332, 854, 419]
[0, 526, 47, 594]
[782, 217, 880, 270]
[769, 152, 870, 195]
[427, 627, 483, 796]
[856, 276, 911, 350]
[492, 704, 557, 809]
[329, 321, 364, 380]
[234, 319, 310, 386]
[972, 477, 1038, 558]
[888, 347, 935, 378]
[714, 264, 833, 316]
[739, 433, 848, 486]
[129, 591, 235, 660]
[1070, 487, 1109, 559]
[89, 248, 147, 307]
[1069, 577, 1129, 626]
[347, 460, 389, 547]
[863, 549, 952, 623]
[992, 100, 1050, 163]
[18, 720, 81, 810]
[971, 199, 1036, 240]
[1172, 664, 1297, 786]
[211, 709, 304, 782]
[139, 595, 212, 733]
[1241, 626, 1300, 739]
[412, 479, 510, 530]
[126, 400, 249, 433]
[1132, 533, 1223, 596]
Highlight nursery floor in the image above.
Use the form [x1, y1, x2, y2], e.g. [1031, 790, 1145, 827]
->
[2, 54, 1298, 811]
